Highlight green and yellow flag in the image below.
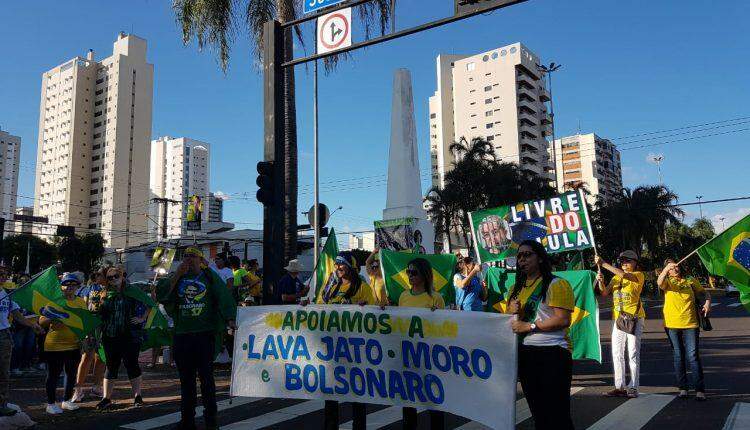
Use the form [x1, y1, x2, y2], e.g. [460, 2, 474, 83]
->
[379, 249, 457, 306]
[697, 213, 750, 312]
[122, 286, 172, 351]
[485, 268, 601, 362]
[12, 267, 100, 339]
[314, 229, 339, 298]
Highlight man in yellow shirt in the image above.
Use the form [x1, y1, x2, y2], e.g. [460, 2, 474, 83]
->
[657, 259, 710, 401]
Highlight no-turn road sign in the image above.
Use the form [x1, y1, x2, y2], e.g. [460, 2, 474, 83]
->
[316, 7, 352, 55]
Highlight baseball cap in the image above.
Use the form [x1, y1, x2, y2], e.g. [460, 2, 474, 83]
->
[618, 250, 639, 261]
[61, 272, 82, 285]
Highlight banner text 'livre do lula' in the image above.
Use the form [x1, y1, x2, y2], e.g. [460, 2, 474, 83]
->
[230, 305, 517, 428]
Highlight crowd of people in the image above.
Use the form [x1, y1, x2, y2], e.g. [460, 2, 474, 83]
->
[0, 243, 712, 430]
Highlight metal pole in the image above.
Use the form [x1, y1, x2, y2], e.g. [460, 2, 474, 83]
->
[25, 241, 30, 274]
[548, 71, 558, 191]
[696, 195, 703, 218]
[313, 43, 320, 289]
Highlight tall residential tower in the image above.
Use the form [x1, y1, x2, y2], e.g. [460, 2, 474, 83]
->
[0, 127, 20, 223]
[429, 43, 553, 188]
[34, 33, 153, 248]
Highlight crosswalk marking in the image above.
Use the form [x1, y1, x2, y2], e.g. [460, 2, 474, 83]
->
[120, 396, 260, 429]
[722, 403, 750, 430]
[711, 303, 721, 308]
[652, 305, 664, 309]
[454, 386, 585, 429]
[586, 394, 674, 430]
[728, 302, 743, 308]
[339, 406, 425, 429]
[222, 400, 324, 430]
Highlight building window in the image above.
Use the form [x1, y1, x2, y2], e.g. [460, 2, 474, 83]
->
[484, 86, 492, 91]
[485, 111, 493, 117]
[487, 135, 494, 141]
[466, 62, 476, 72]
[485, 98, 492, 104]
[486, 123, 494, 129]
[430, 113, 436, 119]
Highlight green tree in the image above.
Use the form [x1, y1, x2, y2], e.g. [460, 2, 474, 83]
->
[57, 233, 106, 276]
[173, 0, 392, 262]
[3, 235, 57, 275]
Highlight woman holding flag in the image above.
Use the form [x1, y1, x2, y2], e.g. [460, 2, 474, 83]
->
[39, 273, 86, 415]
[595, 250, 645, 398]
[96, 266, 148, 410]
[507, 240, 575, 430]
[314, 251, 374, 430]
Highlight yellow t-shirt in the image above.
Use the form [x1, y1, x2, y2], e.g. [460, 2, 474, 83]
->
[398, 290, 445, 309]
[370, 277, 388, 306]
[44, 297, 86, 352]
[662, 276, 703, 329]
[316, 276, 374, 305]
[506, 277, 575, 348]
[609, 272, 645, 319]
[248, 271, 262, 298]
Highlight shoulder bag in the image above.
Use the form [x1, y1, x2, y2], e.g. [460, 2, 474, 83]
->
[615, 278, 642, 335]
[691, 280, 713, 331]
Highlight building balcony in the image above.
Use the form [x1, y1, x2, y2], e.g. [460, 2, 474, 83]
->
[518, 99, 538, 114]
[541, 112, 553, 125]
[517, 73, 537, 89]
[517, 86, 536, 101]
[541, 122, 553, 137]
[519, 124, 540, 138]
[539, 86, 551, 102]
[518, 111, 538, 125]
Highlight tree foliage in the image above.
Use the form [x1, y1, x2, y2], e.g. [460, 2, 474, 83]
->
[57, 233, 106, 276]
[3, 235, 57, 275]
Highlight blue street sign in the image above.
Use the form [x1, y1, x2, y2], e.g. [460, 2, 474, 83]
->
[304, 0, 346, 14]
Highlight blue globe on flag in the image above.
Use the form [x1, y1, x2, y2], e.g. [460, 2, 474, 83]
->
[732, 237, 750, 272]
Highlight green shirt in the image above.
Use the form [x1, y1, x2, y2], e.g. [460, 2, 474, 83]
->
[157, 269, 237, 334]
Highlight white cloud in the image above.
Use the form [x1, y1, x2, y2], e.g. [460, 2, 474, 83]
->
[710, 207, 750, 232]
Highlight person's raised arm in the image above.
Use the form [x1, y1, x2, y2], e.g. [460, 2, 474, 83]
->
[657, 263, 677, 290]
[595, 255, 640, 283]
[455, 265, 480, 289]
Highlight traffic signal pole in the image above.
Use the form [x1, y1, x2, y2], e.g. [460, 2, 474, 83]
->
[262, 20, 287, 304]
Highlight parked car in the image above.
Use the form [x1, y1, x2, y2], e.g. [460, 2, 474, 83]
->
[726, 284, 740, 298]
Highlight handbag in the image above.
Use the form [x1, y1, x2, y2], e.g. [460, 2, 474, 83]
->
[694, 288, 713, 331]
[615, 279, 642, 335]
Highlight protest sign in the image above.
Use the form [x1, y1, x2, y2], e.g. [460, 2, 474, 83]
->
[231, 305, 517, 428]
[374, 217, 418, 252]
[186, 195, 203, 231]
[150, 247, 176, 274]
[469, 190, 595, 264]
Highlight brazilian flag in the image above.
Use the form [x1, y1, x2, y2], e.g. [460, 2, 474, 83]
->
[122, 286, 172, 351]
[12, 266, 101, 339]
[379, 249, 457, 306]
[697, 213, 750, 313]
[314, 228, 339, 298]
[485, 268, 601, 362]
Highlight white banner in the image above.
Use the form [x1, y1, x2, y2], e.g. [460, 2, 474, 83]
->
[231, 305, 517, 428]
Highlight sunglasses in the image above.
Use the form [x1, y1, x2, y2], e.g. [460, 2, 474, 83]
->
[406, 268, 420, 276]
[516, 251, 536, 259]
[107, 274, 121, 281]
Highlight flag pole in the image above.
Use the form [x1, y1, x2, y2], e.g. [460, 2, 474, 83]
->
[677, 248, 699, 266]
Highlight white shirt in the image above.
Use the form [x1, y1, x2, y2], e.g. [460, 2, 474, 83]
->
[0, 290, 20, 331]
[208, 262, 234, 284]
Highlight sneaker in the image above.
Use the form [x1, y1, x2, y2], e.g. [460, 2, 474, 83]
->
[96, 398, 113, 411]
[626, 388, 639, 398]
[603, 388, 627, 397]
[133, 395, 143, 407]
[695, 392, 707, 401]
[678, 390, 689, 399]
[70, 388, 84, 403]
[61, 401, 80, 411]
[46, 404, 64, 415]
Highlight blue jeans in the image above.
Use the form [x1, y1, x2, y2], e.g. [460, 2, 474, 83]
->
[665, 328, 704, 392]
[11, 325, 35, 370]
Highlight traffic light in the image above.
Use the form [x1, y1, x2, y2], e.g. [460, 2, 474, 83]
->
[256, 161, 275, 206]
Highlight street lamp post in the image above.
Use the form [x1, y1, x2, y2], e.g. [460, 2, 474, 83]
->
[696, 195, 703, 219]
[719, 216, 726, 231]
[537, 62, 562, 191]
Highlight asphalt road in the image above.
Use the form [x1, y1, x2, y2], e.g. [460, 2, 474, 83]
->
[8, 294, 750, 430]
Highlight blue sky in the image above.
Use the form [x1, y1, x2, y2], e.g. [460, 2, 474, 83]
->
[1, 0, 749, 239]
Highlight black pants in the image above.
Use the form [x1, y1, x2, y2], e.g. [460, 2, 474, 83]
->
[45, 349, 80, 404]
[174, 332, 217, 425]
[518, 344, 574, 430]
[402, 408, 445, 429]
[102, 336, 142, 380]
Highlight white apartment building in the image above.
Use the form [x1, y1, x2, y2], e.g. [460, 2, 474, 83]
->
[13, 206, 34, 235]
[429, 43, 553, 189]
[348, 232, 376, 251]
[0, 127, 20, 222]
[149, 136, 210, 239]
[34, 33, 153, 248]
[551, 133, 623, 206]
[208, 192, 224, 223]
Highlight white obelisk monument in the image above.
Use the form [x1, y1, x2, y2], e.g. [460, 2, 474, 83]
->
[382, 69, 435, 253]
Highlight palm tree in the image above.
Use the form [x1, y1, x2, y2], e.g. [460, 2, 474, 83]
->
[173, 0, 392, 262]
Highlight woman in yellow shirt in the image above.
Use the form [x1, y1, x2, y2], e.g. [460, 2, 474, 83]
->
[657, 259, 710, 401]
[365, 249, 389, 306]
[595, 250, 645, 398]
[315, 251, 374, 428]
[396, 257, 445, 428]
[507, 240, 575, 430]
[39, 273, 87, 415]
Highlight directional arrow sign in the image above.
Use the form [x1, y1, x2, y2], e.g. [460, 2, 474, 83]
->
[316, 7, 352, 55]
[304, 0, 347, 14]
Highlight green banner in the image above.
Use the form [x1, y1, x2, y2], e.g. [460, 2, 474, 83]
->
[468, 190, 595, 264]
[697, 213, 750, 313]
[379, 249, 457, 306]
[485, 268, 601, 362]
[13, 267, 101, 339]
